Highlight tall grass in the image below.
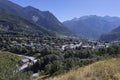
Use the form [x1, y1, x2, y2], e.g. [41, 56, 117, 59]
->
[46, 58, 120, 80]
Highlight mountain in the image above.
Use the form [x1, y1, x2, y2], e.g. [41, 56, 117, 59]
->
[0, 0, 74, 37]
[63, 15, 120, 39]
[100, 26, 120, 41]
[23, 6, 74, 36]
[0, 9, 53, 36]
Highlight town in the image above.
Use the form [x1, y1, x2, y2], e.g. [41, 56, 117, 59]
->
[1, 36, 120, 78]
[1, 36, 119, 52]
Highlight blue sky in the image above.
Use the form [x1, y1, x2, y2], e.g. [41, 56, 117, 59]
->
[10, 0, 120, 22]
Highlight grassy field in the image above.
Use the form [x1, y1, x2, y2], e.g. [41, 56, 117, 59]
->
[0, 51, 23, 80]
[45, 58, 120, 80]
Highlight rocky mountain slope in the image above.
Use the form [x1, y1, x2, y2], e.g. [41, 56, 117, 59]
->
[0, 0, 74, 37]
[0, 9, 53, 36]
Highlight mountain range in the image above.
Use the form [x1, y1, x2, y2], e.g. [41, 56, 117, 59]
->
[0, 0, 74, 37]
[1, 0, 120, 40]
[63, 15, 120, 39]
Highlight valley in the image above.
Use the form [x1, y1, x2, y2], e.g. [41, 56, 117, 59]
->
[1, 36, 120, 80]
[0, 0, 120, 80]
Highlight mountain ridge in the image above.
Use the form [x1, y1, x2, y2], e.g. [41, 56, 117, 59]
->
[63, 15, 120, 39]
[100, 26, 120, 41]
[0, 9, 54, 36]
[0, 0, 74, 37]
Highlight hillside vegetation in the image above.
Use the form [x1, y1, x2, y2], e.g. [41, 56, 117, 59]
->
[0, 51, 31, 80]
[47, 58, 120, 80]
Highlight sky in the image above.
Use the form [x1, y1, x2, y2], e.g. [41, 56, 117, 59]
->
[10, 0, 120, 22]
